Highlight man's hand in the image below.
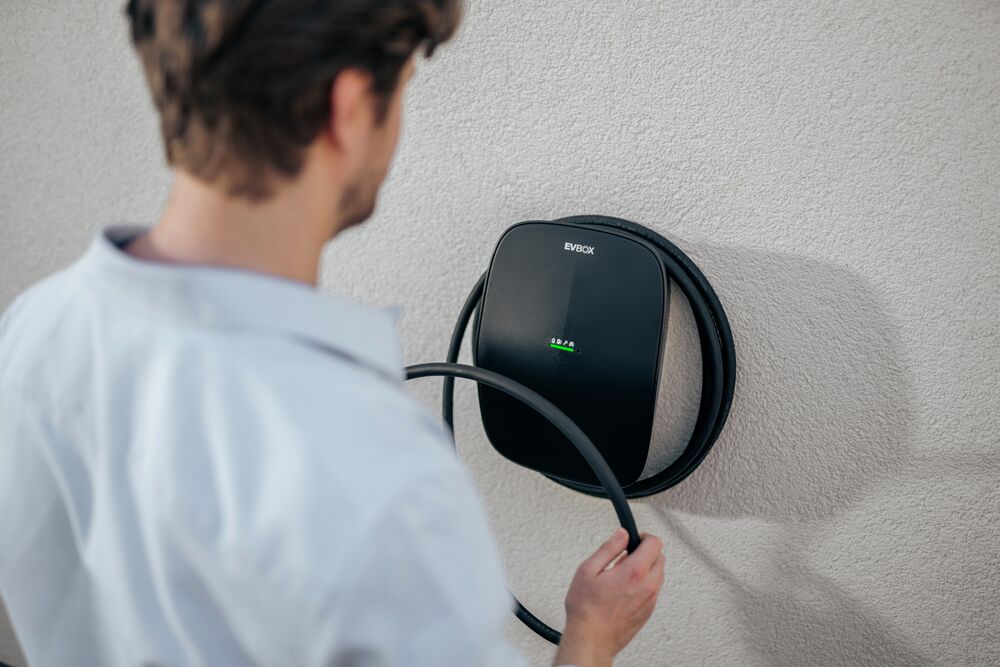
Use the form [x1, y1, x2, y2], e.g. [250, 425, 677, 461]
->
[553, 528, 665, 667]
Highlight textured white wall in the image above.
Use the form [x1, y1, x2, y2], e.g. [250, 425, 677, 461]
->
[2, 1, 998, 665]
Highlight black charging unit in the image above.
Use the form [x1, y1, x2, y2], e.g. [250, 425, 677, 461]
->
[474, 220, 669, 487]
[405, 214, 736, 644]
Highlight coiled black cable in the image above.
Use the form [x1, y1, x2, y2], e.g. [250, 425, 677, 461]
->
[405, 362, 641, 644]
[445, 215, 736, 499]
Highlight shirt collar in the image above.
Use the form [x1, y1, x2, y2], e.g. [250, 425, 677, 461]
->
[79, 226, 405, 383]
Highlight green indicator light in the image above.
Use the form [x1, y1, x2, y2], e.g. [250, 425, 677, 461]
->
[549, 343, 575, 352]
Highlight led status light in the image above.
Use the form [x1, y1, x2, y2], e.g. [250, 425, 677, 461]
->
[549, 337, 576, 352]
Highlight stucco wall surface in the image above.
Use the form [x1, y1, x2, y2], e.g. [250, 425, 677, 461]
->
[1, 1, 998, 666]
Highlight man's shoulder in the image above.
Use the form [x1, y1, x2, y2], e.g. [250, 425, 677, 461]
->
[143, 330, 463, 536]
[0, 264, 87, 386]
[1, 265, 74, 334]
[210, 334, 454, 472]
[140, 337, 472, 606]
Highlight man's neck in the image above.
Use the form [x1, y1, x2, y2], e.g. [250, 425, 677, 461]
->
[127, 171, 337, 286]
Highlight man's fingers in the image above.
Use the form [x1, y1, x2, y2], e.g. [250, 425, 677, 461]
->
[581, 527, 629, 574]
[649, 551, 665, 574]
[636, 553, 665, 602]
[624, 533, 664, 572]
[651, 554, 665, 589]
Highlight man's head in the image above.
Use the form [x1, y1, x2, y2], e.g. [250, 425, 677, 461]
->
[126, 0, 460, 228]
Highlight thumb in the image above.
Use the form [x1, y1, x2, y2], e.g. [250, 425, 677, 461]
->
[580, 527, 629, 575]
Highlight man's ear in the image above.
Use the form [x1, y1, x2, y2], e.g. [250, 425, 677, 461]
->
[327, 68, 375, 154]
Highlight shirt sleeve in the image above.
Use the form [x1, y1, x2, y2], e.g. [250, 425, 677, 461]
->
[305, 461, 530, 667]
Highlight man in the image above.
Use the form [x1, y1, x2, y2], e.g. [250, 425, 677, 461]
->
[0, 1, 664, 665]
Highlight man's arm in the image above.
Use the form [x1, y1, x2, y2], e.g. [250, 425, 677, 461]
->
[555, 529, 665, 667]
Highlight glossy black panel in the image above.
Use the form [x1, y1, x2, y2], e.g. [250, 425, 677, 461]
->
[476, 221, 667, 485]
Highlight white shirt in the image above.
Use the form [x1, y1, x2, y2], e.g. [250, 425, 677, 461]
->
[0, 227, 530, 667]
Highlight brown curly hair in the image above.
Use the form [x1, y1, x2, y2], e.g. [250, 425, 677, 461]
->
[125, 0, 461, 200]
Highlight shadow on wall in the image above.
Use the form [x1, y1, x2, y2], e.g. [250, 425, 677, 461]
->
[642, 242, 918, 523]
[660, 513, 934, 667]
[639, 241, 930, 664]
